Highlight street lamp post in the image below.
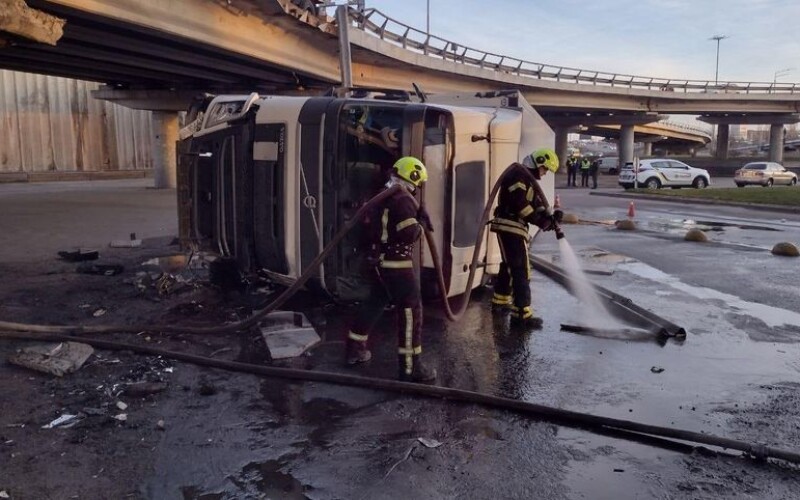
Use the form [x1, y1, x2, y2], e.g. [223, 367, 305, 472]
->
[709, 35, 728, 85]
[426, 0, 430, 35]
[774, 67, 795, 84]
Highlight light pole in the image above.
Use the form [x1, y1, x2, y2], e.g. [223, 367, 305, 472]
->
[774, 67, 795, 84]
[426, 0, 430, 35]
[709, 35, 728, 84]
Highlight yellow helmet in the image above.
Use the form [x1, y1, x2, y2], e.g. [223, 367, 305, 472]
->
[529, 148, 560, 173]
[393, 156, 428, 187]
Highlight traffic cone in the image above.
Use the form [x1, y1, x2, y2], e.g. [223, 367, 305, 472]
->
[553, 194, 561, 209]
[627, 201, 636, 218]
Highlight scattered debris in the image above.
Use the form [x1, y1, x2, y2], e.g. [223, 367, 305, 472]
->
[113, 414, 128, 422]
[123, 381, 168, 397]
[42, 414, 80, 429]
[771, 242, 799, 257]
[384, 443, 417, 478]
[260, 312, 319, 359]
[417, 437, 443, 448]
[0, 490, 9, 498]
[9, 342, 94, 377]
[615, 220, 636, 231]
[684, 228, 709, 243]
[198, 382, 217, 396]
[116, 401, 128, 411]
[92, 308, 107, 317]
[156, 419, 166, 431]
[58, 249, 99, 262]
[77, 263, 125, 276]
[651, 366, 665, 374]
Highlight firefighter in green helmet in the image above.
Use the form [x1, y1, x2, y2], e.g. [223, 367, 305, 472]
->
[490, 148, 563, 329]
[344, 156, 437, 383]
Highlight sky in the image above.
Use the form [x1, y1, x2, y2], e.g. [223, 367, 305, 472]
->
[361, 0, 800, 83]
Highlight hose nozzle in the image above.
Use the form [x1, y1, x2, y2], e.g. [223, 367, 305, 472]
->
[554, 223, 565, 240]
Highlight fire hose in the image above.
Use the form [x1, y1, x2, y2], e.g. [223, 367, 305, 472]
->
[5, 165, 792, 465]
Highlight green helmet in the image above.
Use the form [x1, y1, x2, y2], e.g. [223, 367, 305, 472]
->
[529, 148, 560, 173]
[393, 156, 428, 187]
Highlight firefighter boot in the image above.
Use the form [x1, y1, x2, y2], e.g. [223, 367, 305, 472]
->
[345, 336, 372, 366]
[510, 306, 543, 330]
[398, 355, 437, 383]
[491, 293, 513, 315]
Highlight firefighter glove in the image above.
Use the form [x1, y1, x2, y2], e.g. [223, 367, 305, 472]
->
[553, 209, 564, 223]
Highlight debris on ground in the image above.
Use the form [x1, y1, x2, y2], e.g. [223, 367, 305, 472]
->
[113, 414, 128, 422]
[9, 342, 94, 377]
[57, 249, 99, 262]
[42, 414, 80, 429]
[771, 242, 799, 257]
[92, 308, 107, 317]
[651, 366, 665, 374]
[684, 228, 709, 242]
[615, 220, 636, 231]
[116, 401, 128, 411]
[122, 381, 168, 397]
[76, 263, 125, 276]
[156, 419, 166, 431]
[417, 437, 443, 448]
[260, 312, 320, 359]
[0, 490, 9, 498]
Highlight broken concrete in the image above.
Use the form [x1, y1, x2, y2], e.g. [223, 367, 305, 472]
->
[9, 342, 94, 377]
[0, 0, 65, 45]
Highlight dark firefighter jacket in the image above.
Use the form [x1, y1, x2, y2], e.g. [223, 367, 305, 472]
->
[363, 187, 422, 269]
[490, 163, 551, 239]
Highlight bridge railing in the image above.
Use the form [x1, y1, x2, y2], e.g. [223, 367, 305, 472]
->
[351, 8, 798, 95]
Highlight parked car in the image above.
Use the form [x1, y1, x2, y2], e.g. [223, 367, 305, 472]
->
[618, 159, 711, 190]
[734, 162, 797, 187]
[597, 156, 619, 174]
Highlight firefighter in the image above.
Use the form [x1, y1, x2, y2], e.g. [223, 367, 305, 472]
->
[344, 156, 437, 383]
[490, 148, 563, 329]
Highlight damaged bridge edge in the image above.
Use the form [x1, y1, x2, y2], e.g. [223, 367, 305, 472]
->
[0, 0, 66, 46]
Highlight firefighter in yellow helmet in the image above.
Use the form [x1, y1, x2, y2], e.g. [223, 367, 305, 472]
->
[345, 156, 437, 383]
[490, 148, 563, 329]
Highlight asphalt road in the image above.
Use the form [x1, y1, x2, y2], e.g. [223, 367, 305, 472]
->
[1, 179, 799, 499]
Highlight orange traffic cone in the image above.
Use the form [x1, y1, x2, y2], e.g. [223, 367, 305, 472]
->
[553, 194, 561, 209]
[627, 201, 636, 218]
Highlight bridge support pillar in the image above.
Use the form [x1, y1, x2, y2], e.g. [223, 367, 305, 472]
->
[715, 124, 729, 160]
[769, 124, 784, 163]
[642, 142, 652, 157]
[619, 125, 634, 167]
[152, 111, 178, 189]
[555, 126, 569, 172]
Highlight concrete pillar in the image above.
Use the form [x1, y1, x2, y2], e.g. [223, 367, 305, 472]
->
[619, 125, 635, 167]
[152, 111, 178, 189]
[715, 124, 729, 160]
[769, 123, 784, 163]
[555, 126, 569, 172]
[643, 142, 652, 157]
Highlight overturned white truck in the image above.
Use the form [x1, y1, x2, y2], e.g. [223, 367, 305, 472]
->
[177, 89, 554, 300]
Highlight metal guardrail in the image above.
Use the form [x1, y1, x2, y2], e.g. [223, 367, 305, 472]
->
[350, 8, 798, 95]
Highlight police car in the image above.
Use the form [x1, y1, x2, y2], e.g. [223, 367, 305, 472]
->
[618, 159, 711, 190]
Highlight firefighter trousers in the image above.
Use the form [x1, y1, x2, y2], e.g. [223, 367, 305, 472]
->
[348, 267, 423, 372]
[492, 231, 533, 318]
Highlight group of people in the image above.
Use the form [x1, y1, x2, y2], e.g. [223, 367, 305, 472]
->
[566, 155, 599, 189]
[344, 149, 563, 383]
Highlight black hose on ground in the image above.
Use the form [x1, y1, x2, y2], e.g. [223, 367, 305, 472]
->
[2, 330, 797, 465]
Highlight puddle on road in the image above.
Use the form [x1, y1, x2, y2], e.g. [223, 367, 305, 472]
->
[646, 218, 782, 237]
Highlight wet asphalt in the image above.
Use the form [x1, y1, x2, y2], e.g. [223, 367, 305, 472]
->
[2, 178, 800, 499]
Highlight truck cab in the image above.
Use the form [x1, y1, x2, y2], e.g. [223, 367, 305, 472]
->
[177, 90, 554, 301]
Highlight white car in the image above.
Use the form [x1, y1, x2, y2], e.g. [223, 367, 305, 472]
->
[618, 159, 711, 189]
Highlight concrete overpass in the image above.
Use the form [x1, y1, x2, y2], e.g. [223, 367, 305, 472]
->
[1, 0, 795, 184]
